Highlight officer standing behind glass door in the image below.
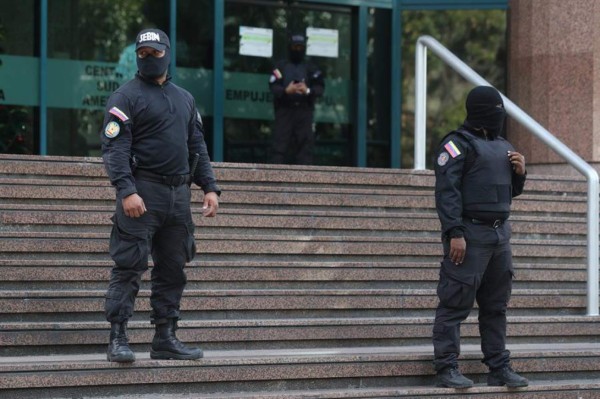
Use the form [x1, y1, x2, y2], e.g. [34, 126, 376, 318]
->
[101, 28, 220, 363]
[432, 86, 529, 388]
[269, 33, 325, 165]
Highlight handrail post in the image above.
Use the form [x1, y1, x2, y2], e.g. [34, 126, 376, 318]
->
[587, 178, 599, 315]
[415, 35, 599, 316]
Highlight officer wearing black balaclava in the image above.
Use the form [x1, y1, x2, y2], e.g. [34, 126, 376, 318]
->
[268, 33, 325, 165]
[100, 28, 221, 363]
[431, 86, 529, 389]
[463, 85, 507, 138]
[135, 31, 171, 79]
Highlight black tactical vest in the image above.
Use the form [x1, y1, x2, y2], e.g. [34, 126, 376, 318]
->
[455, 129, 514, 215]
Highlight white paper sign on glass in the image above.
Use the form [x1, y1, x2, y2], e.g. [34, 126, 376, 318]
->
[306, 27, 339, 58]
[239, 26, 273, 58]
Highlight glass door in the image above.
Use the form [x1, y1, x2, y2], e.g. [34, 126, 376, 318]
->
[223, 0, 354, 165]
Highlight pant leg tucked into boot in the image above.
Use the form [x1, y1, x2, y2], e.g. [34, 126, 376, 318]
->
[150, 318, 203, 360]
[107, 321, 135, 363]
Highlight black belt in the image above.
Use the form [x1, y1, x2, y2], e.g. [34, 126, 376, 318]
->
[134, 170, 190, 186]
[469, 218, 505, 228]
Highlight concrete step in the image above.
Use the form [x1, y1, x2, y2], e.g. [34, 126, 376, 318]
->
[0, 288, 588, 322]
[0, 344, 598, 399]
[0, 260, 587, 291]
[0, 182, 588, 218]
[1, 316, 599, 356]
[27, 381, 600, 399]
[0, 232, 586, 258]
[0, 154, 588, 194]
[0, 155, 596, 398]
[0, 209, 588, 238]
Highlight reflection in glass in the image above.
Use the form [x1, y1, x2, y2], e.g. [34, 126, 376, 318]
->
[46, 0, 169, 156]
[176, 0, 214, 158]
[223, 1, 353, 166]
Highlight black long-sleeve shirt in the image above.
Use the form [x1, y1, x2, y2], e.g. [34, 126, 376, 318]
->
[269, 59, 324, 109]
[101, 73, 219, 198]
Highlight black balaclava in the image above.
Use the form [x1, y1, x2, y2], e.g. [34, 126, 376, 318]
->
[288, 34, 306, 64]
[137, 49, 171, 79]
[135, 28, 171, 79]
[464, 86, 506, 138]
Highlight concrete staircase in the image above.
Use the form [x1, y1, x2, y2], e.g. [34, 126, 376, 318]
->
[0, 154, 598, 398]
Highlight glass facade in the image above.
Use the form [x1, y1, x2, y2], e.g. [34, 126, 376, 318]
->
[0, 0, 507, 168]
[0, 0, 37, 154]
[367, 7, 392, 168]
[223, 0, 354, 165]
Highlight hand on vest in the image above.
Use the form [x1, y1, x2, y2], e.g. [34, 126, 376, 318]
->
[508, 151, 526, 175]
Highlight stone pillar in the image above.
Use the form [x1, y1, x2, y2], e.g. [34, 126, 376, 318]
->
[507, 0, 600, 175]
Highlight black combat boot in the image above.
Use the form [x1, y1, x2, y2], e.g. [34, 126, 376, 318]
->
[150, 318, 203, 360]
[107, 321, 135, 363]
[488, 365, 529, 387]
[436, 366, 474, 388]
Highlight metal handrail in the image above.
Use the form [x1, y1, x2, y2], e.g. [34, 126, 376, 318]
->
[414, 35, 599, 316]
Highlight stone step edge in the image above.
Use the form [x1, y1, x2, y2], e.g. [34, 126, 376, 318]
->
[0, 232, 588, 247]
[2, 315, 599, 330]
[0, 207, 587, 223]
[0, 178, 588, 199]
[1, 343, 599, 371]
[0, 259, 585, 269]
[0, 287, 586, 298]
[0, 179, 437, 195]
[1, 207, 442, 219]
[0, 154, 587, 182]
[0, 154, 585, 179]
[79, 380, 600, 399]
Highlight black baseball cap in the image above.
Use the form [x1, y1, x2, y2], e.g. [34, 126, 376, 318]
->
[289, 34, 306, 46]
[135, 28, 170, 51]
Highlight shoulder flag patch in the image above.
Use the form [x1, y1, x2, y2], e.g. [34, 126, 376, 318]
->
[444, 140, 462, 158]
[109, 106, 129, 122]
[272, 69, 282, 80]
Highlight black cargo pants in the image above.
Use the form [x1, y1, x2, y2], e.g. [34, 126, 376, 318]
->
[105, 178, 196, 324]
[432, 219, 514, 371]
[272, 105, 314, 165]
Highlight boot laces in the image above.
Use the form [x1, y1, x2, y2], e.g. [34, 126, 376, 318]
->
[113, 332, 129, 347]
[168, 334, 188, 350]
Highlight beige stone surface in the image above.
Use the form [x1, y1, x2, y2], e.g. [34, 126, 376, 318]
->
[508, 0, 600, 171]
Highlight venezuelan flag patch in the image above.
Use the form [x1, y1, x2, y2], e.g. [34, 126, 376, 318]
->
[444, 140, 461, 158]
[109, 106, 129, 122]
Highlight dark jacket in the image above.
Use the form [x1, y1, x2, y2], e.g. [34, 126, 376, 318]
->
[269, 59, 325, 109]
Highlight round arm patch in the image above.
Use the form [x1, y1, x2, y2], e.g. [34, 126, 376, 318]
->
[104, 121, 121, 138]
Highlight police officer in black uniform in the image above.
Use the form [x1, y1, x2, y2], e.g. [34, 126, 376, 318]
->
[269, 33, 325, 165]
[101, 28, 220, 363]
[432, 86, 528, 388]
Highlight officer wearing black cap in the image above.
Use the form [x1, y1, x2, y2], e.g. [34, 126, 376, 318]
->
[432, 86, 528, 388]
[101, 28, 220, 363]
[268, 33, 325, 165]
